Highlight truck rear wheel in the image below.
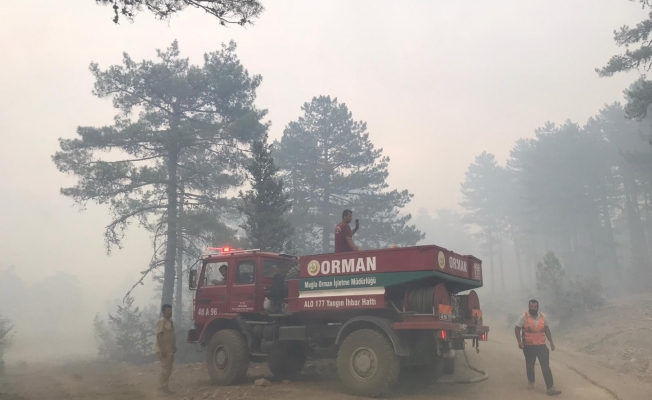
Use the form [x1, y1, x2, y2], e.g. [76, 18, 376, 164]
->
[443, 357, 455, 375]
[337, 329, 400, 397]
[267, 341, 307, 380]
[206, 329, 250, 385]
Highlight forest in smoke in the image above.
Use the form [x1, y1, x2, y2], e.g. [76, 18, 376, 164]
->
[5, 0, 652, 369]
[459, 96, 652, 296]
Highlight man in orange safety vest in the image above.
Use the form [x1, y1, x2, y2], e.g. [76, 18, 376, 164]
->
[515, 299, 561, 396]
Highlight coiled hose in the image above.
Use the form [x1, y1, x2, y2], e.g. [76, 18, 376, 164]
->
[406, 287, 436, 313]
[405, 286, 488, 384]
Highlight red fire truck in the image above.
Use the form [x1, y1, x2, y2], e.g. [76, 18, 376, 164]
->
[187, 245, 488, 397]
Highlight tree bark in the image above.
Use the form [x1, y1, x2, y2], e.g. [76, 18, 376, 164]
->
[622, 166, 650, 281]
[174, 188, 184, 324]
[486, 240, 495, 295]
[600, 189, 620, 279]
[513, 235, 524, 290]
[322, 190, 331, 254]
[497, 234, 506, 292]
[162, 149, 178, 308]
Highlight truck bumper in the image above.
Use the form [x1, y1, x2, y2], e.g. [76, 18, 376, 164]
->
[392, 321, 489, 341]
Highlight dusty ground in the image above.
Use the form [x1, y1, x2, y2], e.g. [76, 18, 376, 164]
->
[1, 331, 651, 400]
[553, 292, 652, 383]
[3, 294, 652, 400]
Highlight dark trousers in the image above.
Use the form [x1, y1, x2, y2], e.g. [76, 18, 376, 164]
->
[523, 344, 553, 389]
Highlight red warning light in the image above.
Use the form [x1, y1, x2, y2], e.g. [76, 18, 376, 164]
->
[439, 330, 447, 340]
[222, 246, 232, 253]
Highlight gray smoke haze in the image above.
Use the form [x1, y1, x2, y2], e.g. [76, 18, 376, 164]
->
[0, 0, 645, 360]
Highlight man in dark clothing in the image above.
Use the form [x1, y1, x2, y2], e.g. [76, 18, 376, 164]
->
[268, 264, 286, 306]
[334, 209, 359, 253]
[515, 299, 561, 396]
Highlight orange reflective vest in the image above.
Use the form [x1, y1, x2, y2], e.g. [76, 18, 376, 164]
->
[522, 312, 547, 346]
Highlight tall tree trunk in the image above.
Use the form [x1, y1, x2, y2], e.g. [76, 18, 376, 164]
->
[174, 188, 185, 324]
[497, 235, 506, 292]
[162, 150, 178, 307]
[513, 235, 524, 290]
[321, 191, 331, 254]
[626, 187, 649, 273]
[529, 235, 538, 286]
[643, 186, 652, 252]
[599, 189, 620, 282]
[622, 167, 650, 282]
[486, 240, 495, 295]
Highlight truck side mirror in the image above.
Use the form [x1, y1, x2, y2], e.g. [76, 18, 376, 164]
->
[189, 268, 198, 290]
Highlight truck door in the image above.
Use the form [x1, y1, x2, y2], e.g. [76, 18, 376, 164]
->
[258, 258, 290, 310]
[229, 258, 257, 312]
[195, 260, 230, 322]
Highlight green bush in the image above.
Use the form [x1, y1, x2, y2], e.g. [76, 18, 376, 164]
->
[93, 296, 153, 364]
[536, 251, 605, 324]
[0, 314, 13, 375]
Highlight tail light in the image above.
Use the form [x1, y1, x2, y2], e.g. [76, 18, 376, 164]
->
[439, 330, 448, 340]
[481, 332, 487, 341]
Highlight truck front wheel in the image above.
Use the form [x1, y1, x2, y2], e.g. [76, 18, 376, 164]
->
[206, 329, 250, 385]
[337, 329, 400, 397]
[267, 341, 307, 380]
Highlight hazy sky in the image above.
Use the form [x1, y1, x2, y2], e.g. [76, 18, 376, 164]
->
[0, 0, 645, 313]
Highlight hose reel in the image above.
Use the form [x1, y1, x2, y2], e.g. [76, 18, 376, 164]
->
[404, 283, 450, 315]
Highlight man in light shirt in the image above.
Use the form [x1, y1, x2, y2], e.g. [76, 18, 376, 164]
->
[155, 304, 176, 395]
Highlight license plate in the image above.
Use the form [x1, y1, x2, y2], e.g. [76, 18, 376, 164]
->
[438, 304, 452, 321]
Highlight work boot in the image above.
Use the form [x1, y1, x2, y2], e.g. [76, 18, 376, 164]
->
[527, 382, 535, 390]
[547, 386, 561, 396]
[157, 387, 174, 396]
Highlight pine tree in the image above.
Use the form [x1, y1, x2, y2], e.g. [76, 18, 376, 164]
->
[238, 134, 294, 253]
[0, 314, 13, 370]
[53, 41, 266, 306]
[94, 296, 152, 364]
[97, 0, 264, 25]
[460, 152, 510, 294]
[276, 95, 422, 254]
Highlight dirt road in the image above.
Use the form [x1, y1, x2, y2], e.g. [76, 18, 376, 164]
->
[1, 333, 650, 400]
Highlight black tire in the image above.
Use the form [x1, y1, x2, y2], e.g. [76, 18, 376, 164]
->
[206, 329, 250, 385]
[443, 357, 455, 375]
[337, 329, 400, 397]
[267, 341, 307, 380]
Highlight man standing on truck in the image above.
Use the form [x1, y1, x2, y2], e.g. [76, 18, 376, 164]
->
[155, 304, 176, 396]
[335, 209, 359, 253]
[515, 300, 561, 396]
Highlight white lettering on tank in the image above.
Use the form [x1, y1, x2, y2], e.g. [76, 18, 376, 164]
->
[321, 260, 331, 275]
[366, 257, 376, 271]
[449, 257, 468, 273]
[356, 258, 366, 272]
[331, 259, 341, 274]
